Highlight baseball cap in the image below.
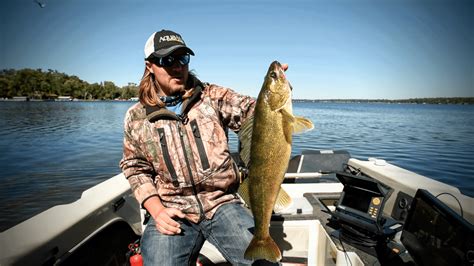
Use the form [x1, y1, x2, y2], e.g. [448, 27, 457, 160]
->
[144, 30, 195, 60]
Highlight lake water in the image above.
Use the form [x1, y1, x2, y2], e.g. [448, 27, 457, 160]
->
[1, 101, 473, 232]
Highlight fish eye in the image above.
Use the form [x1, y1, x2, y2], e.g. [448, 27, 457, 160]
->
[270, 72, 277, 79]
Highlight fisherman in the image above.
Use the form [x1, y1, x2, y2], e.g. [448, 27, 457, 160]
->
[120, 29, 283, 265]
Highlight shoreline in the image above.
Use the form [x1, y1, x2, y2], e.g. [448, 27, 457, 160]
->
[294, 97, 474, 105]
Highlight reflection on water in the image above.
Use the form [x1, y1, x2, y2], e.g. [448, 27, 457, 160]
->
[1, 101, 473, 231]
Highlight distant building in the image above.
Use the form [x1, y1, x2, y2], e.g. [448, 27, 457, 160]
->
[57, 96, 72, 101]
[11, 97, 29, 101]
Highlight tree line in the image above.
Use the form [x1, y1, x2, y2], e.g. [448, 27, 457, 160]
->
[2, 68, 471, 104]
[0, 68, 139, 100]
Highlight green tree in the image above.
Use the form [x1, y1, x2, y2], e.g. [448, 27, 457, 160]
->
[121, 82, 139, 100]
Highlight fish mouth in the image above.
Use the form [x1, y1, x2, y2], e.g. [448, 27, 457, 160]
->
[270, 61, 289, 74]
[268, 61, 284, 76]
[267, 61, 291, 90]
[270, 61, 282, 69]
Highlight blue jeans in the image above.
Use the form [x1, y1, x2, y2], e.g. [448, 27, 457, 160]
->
[141, 202, 255, 266]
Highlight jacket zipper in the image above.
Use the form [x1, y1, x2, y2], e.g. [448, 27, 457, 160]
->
[190, 120, 210, 170]
[177, 121, 206, 220]
[157, 128, 180, 187]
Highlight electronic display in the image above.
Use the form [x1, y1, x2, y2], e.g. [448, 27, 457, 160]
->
[401, 189, 474, 266]
[325, 171, 406, 256]
[336, 172, 388, 222]
[339, 186, 382, 217]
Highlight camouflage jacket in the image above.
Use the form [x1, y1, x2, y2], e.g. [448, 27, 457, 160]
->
[120, 80, 255, 223]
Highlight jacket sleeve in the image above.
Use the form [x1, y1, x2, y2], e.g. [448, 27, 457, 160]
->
[119, 111, 159, 207]
[207, 84, 256, 132]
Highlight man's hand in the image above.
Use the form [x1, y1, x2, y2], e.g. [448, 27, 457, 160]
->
[144, 196, 186, 235]
[152, 207, 186, 235]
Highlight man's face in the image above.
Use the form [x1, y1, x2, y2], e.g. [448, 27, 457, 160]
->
[146, 50, 190, 96]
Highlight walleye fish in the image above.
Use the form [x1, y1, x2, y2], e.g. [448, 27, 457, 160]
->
[239, 61, 314, 262]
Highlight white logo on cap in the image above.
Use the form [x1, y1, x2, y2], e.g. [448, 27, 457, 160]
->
[159, 35, 184, 44]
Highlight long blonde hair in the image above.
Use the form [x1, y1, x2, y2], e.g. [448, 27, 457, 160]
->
[138, 67, 196, 107]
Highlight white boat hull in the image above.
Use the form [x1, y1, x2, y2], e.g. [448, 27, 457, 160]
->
[1, 151, 472, 265]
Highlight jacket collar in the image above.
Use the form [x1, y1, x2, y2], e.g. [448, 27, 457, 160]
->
[145, 77, 204, 123]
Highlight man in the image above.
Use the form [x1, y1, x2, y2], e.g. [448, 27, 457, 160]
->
[120, 29, 259, 265]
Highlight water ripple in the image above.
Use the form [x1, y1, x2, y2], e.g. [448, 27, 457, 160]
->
[1, 101, 473, 231]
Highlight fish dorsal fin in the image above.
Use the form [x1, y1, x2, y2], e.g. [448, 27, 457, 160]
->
[238, 177, 293, 212]
[292, 116, 314, 134]
[238, 115, 254, 167]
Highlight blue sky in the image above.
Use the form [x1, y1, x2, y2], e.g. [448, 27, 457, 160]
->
[1, 0, 473, 99]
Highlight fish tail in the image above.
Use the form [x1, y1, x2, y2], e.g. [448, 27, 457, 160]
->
[244, 235, 282, 262]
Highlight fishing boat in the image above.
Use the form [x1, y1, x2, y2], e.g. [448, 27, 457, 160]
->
[1, 150, 473, 265]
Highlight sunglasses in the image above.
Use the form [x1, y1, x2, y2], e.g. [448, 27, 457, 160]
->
[151, 54, 191, 67]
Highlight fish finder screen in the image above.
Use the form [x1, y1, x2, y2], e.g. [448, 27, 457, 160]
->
[401, 189, 474, 266]
[340, 186, 375, 214]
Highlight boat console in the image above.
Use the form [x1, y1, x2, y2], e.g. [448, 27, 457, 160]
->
[277, 150, 474, 265]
